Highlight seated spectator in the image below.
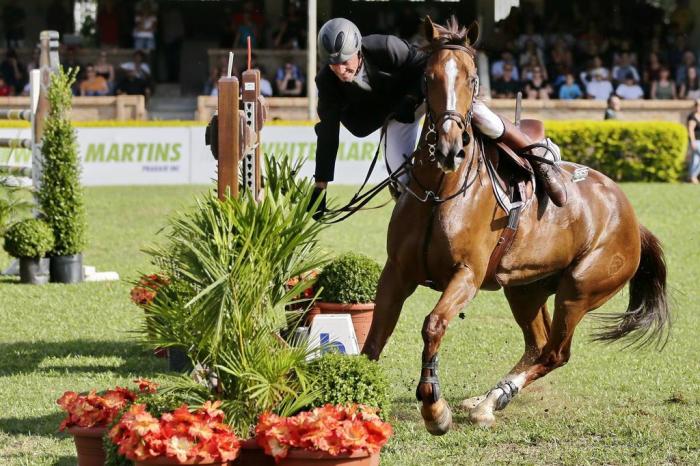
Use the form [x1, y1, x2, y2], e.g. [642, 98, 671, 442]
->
[516, 20, 545, 52]
[79, 64, 109, 96]
[650, 67, 677, 100]
[612, 52, 640, 84]
[676, 50, 698, 87]
[586, 70, 613, 100]
[615, 73, 644, 100]
[116, 68, 150, 98]
[258, 65, 273, 97]
[275, 62, 303, 96]
[491, 64, 521, 98]
[680, 66, 700, 99]
[580, 56, 610, 88]
[0, 76, 12, 96]
[604, 95, 621, 120]
[642, 52, 662, 87]
[490, 50, 520, 81]
[548, 38, 573, 78]
[94, 51, 115, 93]
[0, 48, 27, 95]
[558, 73, 583, 100]
[524, 66, 552, 100]
[274, 3, 305, 49]
[120, 50, 151, 81]
[519, 40, 546, 79]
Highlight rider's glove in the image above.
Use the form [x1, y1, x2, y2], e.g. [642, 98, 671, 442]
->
[393, 96, 420, 124]
[308, 186, 327, 221]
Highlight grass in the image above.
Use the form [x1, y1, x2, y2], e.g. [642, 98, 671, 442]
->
[0, 183, 699, 465]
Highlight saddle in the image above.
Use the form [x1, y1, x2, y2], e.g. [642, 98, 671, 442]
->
[481, 119, 544, 290]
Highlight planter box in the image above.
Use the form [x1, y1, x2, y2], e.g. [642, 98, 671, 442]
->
[279, 449, 380, 466]
[231, 439, 275, 466]
[50, 253, 84, 283]
[67, 426, 107, 466]
[19, 257, 50, 285]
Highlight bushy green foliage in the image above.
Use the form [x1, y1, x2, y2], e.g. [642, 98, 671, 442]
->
[546, 121, 687, 181]
[3, 218, 54, 258]
[38, 68, 86, 255]
[0, 184, 33, 235]
[309, 353, 390, 418]
[141, 159, 327, 436]
[317, 253, 382, 303]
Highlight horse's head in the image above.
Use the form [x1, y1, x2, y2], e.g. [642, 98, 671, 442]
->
[423, 16, 479, 173]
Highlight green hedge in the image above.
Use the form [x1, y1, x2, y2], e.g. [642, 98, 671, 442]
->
[546, 121, 687, 182]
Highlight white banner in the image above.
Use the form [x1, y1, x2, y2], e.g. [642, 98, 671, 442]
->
[0, 124, 384, 186]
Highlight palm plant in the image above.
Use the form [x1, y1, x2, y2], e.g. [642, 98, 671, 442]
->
[140, 157, 327, 435]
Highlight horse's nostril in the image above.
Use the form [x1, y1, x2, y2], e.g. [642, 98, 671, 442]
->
[455, 149, 465, 160]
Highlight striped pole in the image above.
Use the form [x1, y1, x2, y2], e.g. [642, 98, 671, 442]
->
[0, 138, 32, 149]
[0, 165, 32, 177]
[0, 109, 32, 121]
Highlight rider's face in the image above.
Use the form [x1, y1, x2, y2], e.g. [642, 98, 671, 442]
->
[329, 53, 361, 82]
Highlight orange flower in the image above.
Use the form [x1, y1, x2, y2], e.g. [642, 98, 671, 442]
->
[134, 378, 159, 394]
[166, 436, 195, 463]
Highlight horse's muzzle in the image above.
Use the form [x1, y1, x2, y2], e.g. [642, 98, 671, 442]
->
[436, 144, 466, 172]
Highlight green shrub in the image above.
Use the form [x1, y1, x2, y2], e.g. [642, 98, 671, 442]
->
[546, 121, 687, 182]
[3, 218, 54, 258]
[317, 253, 382, 303]
[309, 353, 390, 417]
[38, 68, 86, 255]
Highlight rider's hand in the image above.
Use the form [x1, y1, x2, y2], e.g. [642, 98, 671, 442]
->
[393, 96, 419, 124]
[308, 186, 327, 221]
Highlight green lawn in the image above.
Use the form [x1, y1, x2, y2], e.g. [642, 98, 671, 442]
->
[0, 184, 698, 465]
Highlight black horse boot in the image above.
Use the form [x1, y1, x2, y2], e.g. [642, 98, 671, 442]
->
[496, 118, 567, 207]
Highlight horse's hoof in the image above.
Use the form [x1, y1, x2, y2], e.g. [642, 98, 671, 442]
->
[468, 408, 495, 428]
[459, 395, 486, 411]
[421, 399, 452, 436]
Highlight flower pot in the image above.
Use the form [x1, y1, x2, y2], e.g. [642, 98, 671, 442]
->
[134, 459, 228, 466]
[314, 302, 375, 350]
[18, 257, 50, 285]
[278, 449, 380, 466]
[168, 347, 193, 372]
[231, 439, 275, 466]
[67, 426, 107, 466]
[153, 347, 168, 358]
[50, 253, 84, 283]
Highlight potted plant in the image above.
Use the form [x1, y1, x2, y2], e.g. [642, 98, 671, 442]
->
[38, 68, 87, 283]
[255, 404, 392, 466]
[314, 253, 383, 350]
[108, 401, 241, 466]
[3, 218, 54, 284]
[57, 379, 157, 466]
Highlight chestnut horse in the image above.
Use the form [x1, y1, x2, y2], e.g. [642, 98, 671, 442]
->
[361, 17, 670, 433]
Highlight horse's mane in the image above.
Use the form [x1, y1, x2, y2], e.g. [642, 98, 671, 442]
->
[423, 16, 477, 59]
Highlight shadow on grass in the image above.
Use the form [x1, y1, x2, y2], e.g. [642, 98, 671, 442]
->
[0, 339, 166, 376]
[0, 411, 65, 436]
[52, 457, 76, 466]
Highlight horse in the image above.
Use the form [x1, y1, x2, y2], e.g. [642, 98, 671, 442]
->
[360, 17, 670, 434]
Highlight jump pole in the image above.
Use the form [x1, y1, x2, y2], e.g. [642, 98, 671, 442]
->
[217, 52, 240, 201]
[240, 36, 262, 199]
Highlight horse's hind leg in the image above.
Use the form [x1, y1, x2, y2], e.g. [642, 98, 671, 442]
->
[464, 283, 552, 426]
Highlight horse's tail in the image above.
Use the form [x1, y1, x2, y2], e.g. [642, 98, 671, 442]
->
[593, 225, 671, 349]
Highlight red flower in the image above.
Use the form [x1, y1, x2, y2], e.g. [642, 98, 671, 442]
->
[134, 378, 159, 394]
[109, 403, 241, 463]
[57, 387, 138, 430]
[255, 404, 392, 461]
[130, 273, 170, 307]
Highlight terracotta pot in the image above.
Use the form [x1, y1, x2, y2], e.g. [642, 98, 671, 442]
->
[278, 449, 380, 466]
[134, 458, 228, 466]
[67, 426, 107, 466]
[231, 439, 275, 466]
[153, 347, 168, 358]
[314, 302, 375, 350]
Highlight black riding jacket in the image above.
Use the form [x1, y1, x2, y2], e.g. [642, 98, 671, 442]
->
[314, 34, 427, 181]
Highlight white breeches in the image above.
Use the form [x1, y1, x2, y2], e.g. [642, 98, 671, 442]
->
[384, 105, 426, 184]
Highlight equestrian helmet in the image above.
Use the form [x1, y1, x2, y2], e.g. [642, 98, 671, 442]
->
[318, 18, 362, 64]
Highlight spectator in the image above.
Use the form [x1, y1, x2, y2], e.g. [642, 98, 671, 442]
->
[650, 67, 677, 100]
[2, 0, 26, 48]
[0, 76, 12, 96]
[516, 20, 545, 52]
[680, 66, 700, 99]
[116, 68, 150, 98]
[491, 50, 520, 81]
[275, 62, 304, 96]
[580, 56, 609, 88]
[133, 1, 157, 52]
[274, 3, 306, 49]
[612, 52, 640, 84]
[258, 65, 273, 97]
[97, 0, 120, 47]
[548, 38, 573, 79]
[668, 34, 689, 73]
[0, 49, 26, 95]
[94, 51, 115, 92]
[686, 99, 700, 184]
[586, 70, 613, 100]
[558, 73, 583, 100]
[491, 64, 521, 98]
[519, 40, 546, 79]
[524, 66, 552, 100]
[604, 95, 621, 120]
[231, 0, 265, 47]
[79, 64, 109, 96]
[233, 12, 260, 48]
[642, 52, 662, 86]
[675, 50, 698, 87]
[615, 72, 644, 99]
[120, 50, 151, 80]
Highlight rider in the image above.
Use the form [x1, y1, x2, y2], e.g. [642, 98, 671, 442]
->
[311, 18, 567, 215]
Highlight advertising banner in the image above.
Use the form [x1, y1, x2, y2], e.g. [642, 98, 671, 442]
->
[0, 124, 384, 186]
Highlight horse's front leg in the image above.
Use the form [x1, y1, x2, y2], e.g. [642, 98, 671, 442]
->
[417, 265, 477, 435]
[362, 259, 417, 360]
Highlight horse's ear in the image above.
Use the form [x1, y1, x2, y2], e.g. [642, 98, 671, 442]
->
[424, 16, 438, 42]
[465, 21, 480, 46]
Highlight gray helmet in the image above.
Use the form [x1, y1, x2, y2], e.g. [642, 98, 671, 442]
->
[318, 18, 362, 64]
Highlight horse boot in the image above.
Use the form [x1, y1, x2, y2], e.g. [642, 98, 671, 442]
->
[497, 118, 568, 207]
